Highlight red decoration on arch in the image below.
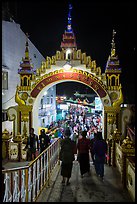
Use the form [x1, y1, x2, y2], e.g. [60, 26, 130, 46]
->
[30, 72, 107, 98]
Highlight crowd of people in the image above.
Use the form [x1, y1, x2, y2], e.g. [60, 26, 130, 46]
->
[59, 127, 107, 185]
[58, 107, 107, 184]
[25, 106, 107, 185]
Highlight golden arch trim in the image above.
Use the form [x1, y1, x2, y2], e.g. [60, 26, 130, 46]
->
[30, 71, 107, 98]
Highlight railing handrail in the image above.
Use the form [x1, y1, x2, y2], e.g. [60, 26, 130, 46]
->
[127, 126, 135, 135]
[2, 166, 29, 173]
[127, 126, 135, 143]
[28, 138, 60, 166]
[2, 138, 60, 173]
[2, 138, 60, 202]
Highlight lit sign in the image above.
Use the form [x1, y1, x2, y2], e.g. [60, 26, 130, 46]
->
[31, 70, 107, 98]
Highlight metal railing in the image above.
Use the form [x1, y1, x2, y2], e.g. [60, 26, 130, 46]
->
[2, 138, 60, 202]
[127, 126, 135, 144]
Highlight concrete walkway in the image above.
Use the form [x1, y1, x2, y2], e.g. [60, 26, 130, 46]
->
[36, 160, 133, 202]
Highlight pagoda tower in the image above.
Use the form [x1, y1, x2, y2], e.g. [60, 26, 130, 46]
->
[16, 33, 35, 136]
[105, 29, 122, 91]
[18, 33, 35, 90]
[60, 4, 77, 60]
[105, 29, 123, 134]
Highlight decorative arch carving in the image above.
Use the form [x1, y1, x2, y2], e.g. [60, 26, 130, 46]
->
[14, 48, 123, 139]
[30, 69, 110, 107]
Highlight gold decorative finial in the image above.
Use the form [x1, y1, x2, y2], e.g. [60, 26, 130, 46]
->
[25, 33, 29, 59]
[111, 29, 116, 57]
[26, 32, 29, 37]
[112, 29, 116, 37]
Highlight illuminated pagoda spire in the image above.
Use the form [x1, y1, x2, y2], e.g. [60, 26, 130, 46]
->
[60, 4, 77, 49]
[18, 33, 34, 74]
[105, 29, 122, 89]
[111, 29, 116, 57]
[67, 3, 73, 32]
[18, 33, 35, 88]
[105, 29, 121, 73]
[25, 33, 29, 59]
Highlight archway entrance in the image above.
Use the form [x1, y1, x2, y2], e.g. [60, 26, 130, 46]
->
[8, 60, 123, 143]
[30, 68, 110, 136]
[32, 78, 104, 136]
[7, 27, 123, 142]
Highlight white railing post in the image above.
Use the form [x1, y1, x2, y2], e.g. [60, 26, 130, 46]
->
[43, 152, 46, 183]
[13, 172, 20, 202]
[3, 173, 12, 202]
[47, 150, 49, 184]
[28, 167, 33, 202]
[32, 163, 36, 201]
[40, 156, 43, 189]
[21, 170, 26, 202]
[37, 159, 40, 195]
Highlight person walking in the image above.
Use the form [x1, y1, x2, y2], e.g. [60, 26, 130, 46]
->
[93, 131, 107, 181]
[25, 127, 39, 161]
[89, 133, 96, 165]
[77, 130, 91, 178]
[59, 127, 75, 185]
[39, 129, 51, 153]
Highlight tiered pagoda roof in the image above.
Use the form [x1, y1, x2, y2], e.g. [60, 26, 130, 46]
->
[18, 33, 35, 74]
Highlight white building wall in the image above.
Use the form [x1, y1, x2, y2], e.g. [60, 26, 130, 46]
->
[2, 20, 45, 109]
[2, 20, 57, 133]
[33, 83, 58, 136]
[38, 86, 56, 129]
[47, 86, 57, 124]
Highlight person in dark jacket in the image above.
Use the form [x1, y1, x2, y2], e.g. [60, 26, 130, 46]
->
[77, 130, 91, 178]
[59, 127, 75, 185]
[39, 129, 51, 153]
[25, 127, 39, 161]
[93, 131, 107, 180]
[89, 133, 97, 165]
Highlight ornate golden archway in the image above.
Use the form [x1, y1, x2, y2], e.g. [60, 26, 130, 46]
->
[7, 39, 123, 140]
[7, 13, 123, 140]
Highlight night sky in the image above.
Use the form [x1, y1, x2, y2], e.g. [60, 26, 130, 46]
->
[4, 0, 136, 103]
